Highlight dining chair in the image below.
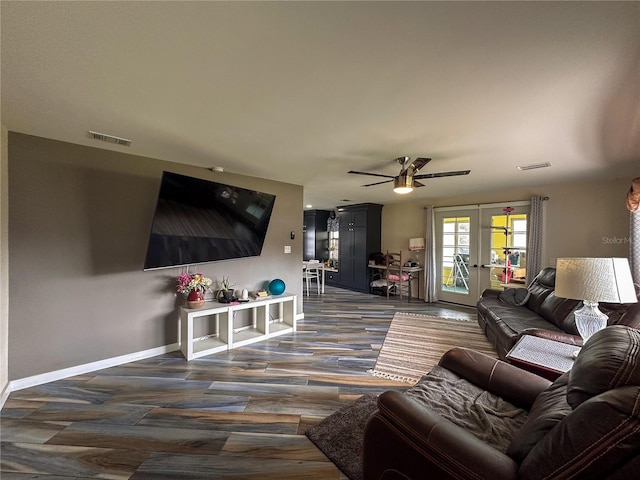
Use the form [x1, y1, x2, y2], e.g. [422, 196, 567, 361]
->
[303, 260, 321, 296]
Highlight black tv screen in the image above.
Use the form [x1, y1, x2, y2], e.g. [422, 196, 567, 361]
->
[143, 171, 276, 270]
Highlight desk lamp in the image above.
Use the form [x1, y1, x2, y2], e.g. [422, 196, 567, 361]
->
[555, 258, 637, 345]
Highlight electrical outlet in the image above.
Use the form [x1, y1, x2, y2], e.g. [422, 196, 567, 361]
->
[284, 245, 291, 254]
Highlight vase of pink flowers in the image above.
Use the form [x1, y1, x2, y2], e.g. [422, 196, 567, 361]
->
[177, 272, 212, 308]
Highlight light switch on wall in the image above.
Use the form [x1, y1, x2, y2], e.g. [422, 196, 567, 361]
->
[284, 246, 291, 254]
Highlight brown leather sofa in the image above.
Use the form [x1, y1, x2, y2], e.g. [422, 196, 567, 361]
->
[363, 326, 640, 479]
[477, 266, 639, 359]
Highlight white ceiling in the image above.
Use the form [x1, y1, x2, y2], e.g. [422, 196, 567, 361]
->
[2, 1, 639, 210]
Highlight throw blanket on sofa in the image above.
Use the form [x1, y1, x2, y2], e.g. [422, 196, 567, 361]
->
[405, 365, 528, 453]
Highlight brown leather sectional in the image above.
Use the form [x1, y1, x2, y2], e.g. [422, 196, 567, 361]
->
[363, 267, 640, 479]
[477, 266, 640, 358]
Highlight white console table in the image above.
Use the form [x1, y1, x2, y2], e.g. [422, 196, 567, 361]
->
[180, 293, 297, 360]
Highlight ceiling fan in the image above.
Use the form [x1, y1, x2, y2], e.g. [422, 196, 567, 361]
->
[348, 157, 471, 194]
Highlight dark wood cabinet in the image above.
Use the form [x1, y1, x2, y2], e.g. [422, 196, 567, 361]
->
[325, 269, 339, 286]
[337, 203, 382, 293]
[303, 210, 331, 261]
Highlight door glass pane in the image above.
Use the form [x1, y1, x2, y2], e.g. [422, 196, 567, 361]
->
[489, 213, 527, 289]
[512, 219, 527, 248]
[443, 233, 456, 245]
[441, 216, 470, 295]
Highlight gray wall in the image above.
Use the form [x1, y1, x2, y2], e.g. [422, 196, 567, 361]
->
[8, 133, 303, 380]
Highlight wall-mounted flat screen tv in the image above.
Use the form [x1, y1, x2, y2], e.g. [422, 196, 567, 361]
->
[143, 171, 276, 270]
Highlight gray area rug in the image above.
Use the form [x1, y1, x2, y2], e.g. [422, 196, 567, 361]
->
[305, 393, 379, 480]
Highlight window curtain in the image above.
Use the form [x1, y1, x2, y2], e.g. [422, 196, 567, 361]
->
[423, 205, 438, 302]
[525, 196, 545, 286]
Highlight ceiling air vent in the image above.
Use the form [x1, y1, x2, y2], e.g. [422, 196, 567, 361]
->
[88, 131, 132, 147]
[516, 162, 551, 171]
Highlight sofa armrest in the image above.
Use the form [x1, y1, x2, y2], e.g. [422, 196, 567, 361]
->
[363, 390, 518, 480]
[438, 348, 552, 409]
[480, 288, 502, 299]
[519, 328, 582, 346]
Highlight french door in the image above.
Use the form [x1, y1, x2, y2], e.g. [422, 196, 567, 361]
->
[435, 203, 530, 306]
[435, 209, 479, 305]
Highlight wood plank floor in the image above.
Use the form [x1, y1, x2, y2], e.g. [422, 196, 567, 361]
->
[1, 286, 476, 479]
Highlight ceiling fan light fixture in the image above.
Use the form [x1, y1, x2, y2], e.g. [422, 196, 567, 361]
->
[393, 175, 413, 194]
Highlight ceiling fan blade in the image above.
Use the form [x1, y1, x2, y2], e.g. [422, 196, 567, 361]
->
[414, 170, 471, 179]
[410, 157, 432, 172]
[362, 179, 394, 187]
[348, 170, 395, 179]
[413, 180, 426, 188]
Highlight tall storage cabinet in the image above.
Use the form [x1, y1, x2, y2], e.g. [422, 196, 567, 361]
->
[303, 210, 331, 261]
[337, 203, 383, 292]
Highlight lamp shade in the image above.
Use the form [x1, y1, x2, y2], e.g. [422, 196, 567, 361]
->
[409, 237, 425, 251]
[555, 258, 637, 304]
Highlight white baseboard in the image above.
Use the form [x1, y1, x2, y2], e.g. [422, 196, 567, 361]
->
[2, 313, 305, 410]
[6, 343, 180, 395]
[0, 381, 10, 410]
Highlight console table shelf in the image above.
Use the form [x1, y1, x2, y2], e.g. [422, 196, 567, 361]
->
[180, 293, 297, 360]
[193, 336, 227, 356]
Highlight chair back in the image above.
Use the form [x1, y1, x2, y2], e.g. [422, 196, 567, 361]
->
[303, 260, 322, 295]
[304, 260, 322, 274]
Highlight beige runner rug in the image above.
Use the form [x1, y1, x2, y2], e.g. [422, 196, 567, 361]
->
[369, 312, 498, 384]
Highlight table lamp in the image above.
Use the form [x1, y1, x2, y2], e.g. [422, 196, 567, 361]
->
[555, 258, 637, 345]
[409, 237, 425, 266]
[409, 238, 425, 251]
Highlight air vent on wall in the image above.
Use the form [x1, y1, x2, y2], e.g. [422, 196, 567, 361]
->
[516, 162, 551, 171]
[88, 131, 132, 147]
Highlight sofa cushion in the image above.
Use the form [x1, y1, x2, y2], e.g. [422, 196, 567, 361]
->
[537, 292, 580, 333]
[406, 365, 528, 453]
[499, 288, 530, 306]
[505, 372, 571, 462]
[387, 273, 409, 282]
[525, 267, 556, 313]
[519, 386, 640, 480]
[608, 301, 640, 329]
[567, 325, 640, 408]
[532, 266, 556, 288]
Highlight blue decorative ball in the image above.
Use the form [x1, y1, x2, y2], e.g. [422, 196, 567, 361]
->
[269, 278, 286, 296]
